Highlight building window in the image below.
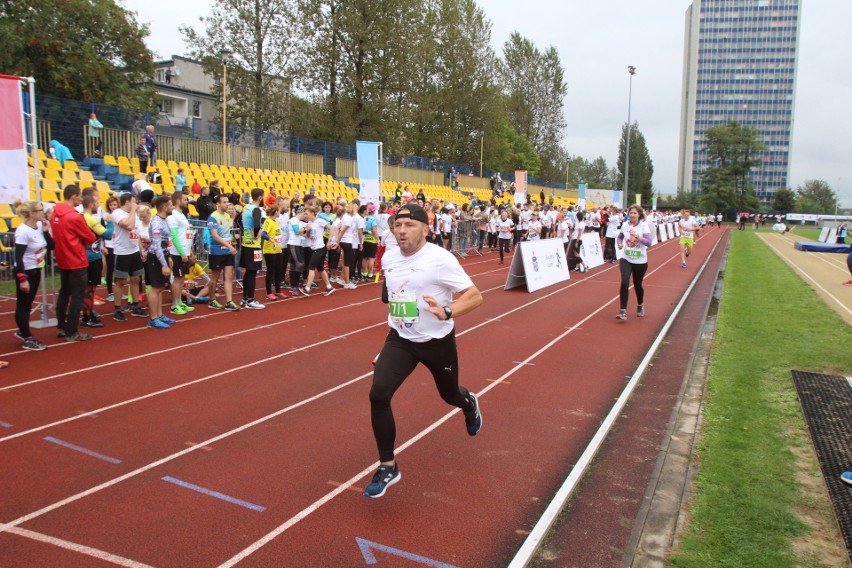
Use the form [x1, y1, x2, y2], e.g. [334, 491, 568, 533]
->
[159, 98, 173, 114]
[156, 69, 166, 83]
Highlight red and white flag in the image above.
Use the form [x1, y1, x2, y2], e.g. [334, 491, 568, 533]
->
[0, 74, 28, 204]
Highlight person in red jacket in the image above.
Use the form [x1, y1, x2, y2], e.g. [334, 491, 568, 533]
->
[51, 184, 97, 342]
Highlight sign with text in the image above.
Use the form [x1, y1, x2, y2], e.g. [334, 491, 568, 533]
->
[504, 238, 569, 293]
[658, 224, 669, 242]
[579, 232, 605, 269]
[818, 227, 830, 242]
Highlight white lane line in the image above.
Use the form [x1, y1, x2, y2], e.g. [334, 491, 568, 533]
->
[760, 235, 852, 316]
[507, 231, 725, 568]
[766, 233, 849, 274]
[0, 282, 514, 443]
[6, 527, 153, 568]
[215, 237, 710, 567]
[0, 236, 691, 546]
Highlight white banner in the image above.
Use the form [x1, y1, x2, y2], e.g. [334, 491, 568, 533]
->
[0, 75, 27, 204]
[514, 170, 527, 205]
[827, 228, 837, 243]
[579, 232, 605, 269]
[504, 238, 569, 293]
[818, 227, 829, 242]
[674, 223, 680, 237]
[658, 224, 669, 242]
[666, 223, 674, 240]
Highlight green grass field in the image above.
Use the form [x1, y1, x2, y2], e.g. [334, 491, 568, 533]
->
[671, 231, 852, 567]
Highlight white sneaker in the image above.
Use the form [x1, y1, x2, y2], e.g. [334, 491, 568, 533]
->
[245, 300, 266, 310]
[344, 282, 358, 290]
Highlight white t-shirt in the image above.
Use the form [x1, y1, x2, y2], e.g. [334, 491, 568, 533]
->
[605, 216, 620, 238]
[527, 220, 542, 240]
[309, 217, 329, 250]
[558, 220, 573, 242]
[619, 220, 651, 264]
[441, 212, 453, 233]
[132, 179, 152, 194]
[348, 214, 365, 245]
[571, 221, 586, 241]
[287, 217, 306, 247]
[679, 217, 699, 239]
[112, 208, 140, 255]
[167, 209, 193, 256]
[377, 212, 391, 234]
[380, 227, 398, 248]
[15, 221, 48, 270]
[338, 213, 354, 244]
[382, 243, 474, 342]
[519, 209, 532, 230]
[497, 218, 514, 239]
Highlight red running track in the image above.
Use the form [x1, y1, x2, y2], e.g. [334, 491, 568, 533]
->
[0, 228, 726, 567]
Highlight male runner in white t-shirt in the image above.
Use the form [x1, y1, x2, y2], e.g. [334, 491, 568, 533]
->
[678, 208, 700, 268]
[364, 203, 483, 498]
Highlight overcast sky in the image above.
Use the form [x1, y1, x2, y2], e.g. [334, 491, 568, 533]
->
[124, 0, 852, 202]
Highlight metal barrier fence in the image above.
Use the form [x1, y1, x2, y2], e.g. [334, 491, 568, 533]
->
[450, 220, 483, 258]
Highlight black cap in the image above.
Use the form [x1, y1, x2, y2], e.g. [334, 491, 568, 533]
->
[396, 203, 429, 224]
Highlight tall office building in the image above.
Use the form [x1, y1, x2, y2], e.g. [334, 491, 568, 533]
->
[677, 0, 801, 206]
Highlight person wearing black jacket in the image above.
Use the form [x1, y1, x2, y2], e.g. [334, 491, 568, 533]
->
[194, 186, 215, 221]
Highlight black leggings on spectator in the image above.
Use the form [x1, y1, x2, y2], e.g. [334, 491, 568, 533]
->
[287, 245, 304, 288]
[619, 259, 648, 310]
[15, 269, 40, 338]
[105, 247, 115, 294]
[264, 253, 283, 294]
[369, 328, 473, 463]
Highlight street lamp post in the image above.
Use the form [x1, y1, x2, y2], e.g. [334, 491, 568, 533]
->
[220, 49, 232, 167]
[623, 65, 636, 206]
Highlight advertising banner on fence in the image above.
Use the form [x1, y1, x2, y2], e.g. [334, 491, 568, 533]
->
[614, 189, 622, 209]
[514, 170, 527, 205]
[504, 238, 569, 293]
[578, 182, 586, 210]
[356, 140, 380, 205]
[0, 75, 27, 204]
[579, 232, 605, 269]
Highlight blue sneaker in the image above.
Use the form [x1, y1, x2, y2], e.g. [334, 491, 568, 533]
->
[842, 471, 852, 486]
[364, 463, 401, 498]
[194, 296, 209, 304]
[147, 318, 170, 329]
[464, 393, 482, 436]
[158, 315, 176, 325]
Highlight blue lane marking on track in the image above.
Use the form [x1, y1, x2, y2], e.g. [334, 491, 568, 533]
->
[43, 436, 122, 464]
[512, 361, 535, 366]
[161, 476, 266, 512]
[0, 421, 12, 428]
[356, 537, 459, 567]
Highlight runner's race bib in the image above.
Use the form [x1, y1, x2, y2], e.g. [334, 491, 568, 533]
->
[388, 292, 419, 324]
[625, 248, 642, 258]
[129, 230, 139, 240]
[253, 249, 262, 262]
[274, 236, 283, 247]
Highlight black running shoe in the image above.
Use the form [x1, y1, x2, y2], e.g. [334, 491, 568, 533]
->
[363, 463, 401, 498]
[464, 393, 482, 436]
[113, 309, 127, 322]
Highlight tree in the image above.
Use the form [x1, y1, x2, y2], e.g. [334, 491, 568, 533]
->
[500, 33, 567, 180]
[616, 122, 654, 206]
[182, 0, 299, 134]
[0, 0, 155, 109]
[771, 187, 796, 213]
[698, 121, 763, 212]
[795, 179, 837, 214]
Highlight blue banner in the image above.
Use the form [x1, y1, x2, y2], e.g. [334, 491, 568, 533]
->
[356, 141, 380, 205]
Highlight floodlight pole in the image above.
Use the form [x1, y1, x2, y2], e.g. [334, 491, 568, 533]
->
[623, 66, 636, 203]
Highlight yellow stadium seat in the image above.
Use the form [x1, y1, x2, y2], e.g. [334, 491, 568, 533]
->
[0, 203, 14, 219]
[64, 160, 79, 172]
[46, 158, 62, 170]
[61, 170, 78, 182]
[95, 181, 111, 194]
[78, 170, 94, 182]
[40, 178, 60, 192]
[9, 216, 22, 229]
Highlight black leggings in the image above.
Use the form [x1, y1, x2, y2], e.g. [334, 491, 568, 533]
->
[498, 238, 510, 261]
[619, 259, 648, 310]
[264, 253, 283, 294]
[16, 268, 41, 339]
[105, 247, 115, 294]
[287, 245, 304, 288]
[370, 328, 473, 462]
